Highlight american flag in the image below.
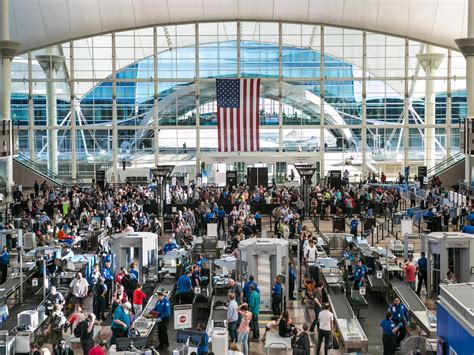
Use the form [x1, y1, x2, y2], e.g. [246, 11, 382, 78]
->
[216, 78, 261, 152]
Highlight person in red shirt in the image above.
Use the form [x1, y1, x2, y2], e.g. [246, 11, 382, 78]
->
[88, 339, 108, 355]
[133, 283, 147, 315]
[115, 267, 126, 285]
[403, 260, 416, 290]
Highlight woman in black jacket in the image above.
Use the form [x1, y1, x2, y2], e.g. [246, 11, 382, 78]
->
[278, 310, 297, 338]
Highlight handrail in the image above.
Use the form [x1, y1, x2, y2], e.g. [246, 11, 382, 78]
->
[14, 154, 84, 186]
[426, 152, 465, 178]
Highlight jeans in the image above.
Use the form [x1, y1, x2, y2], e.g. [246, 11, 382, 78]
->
[238, 332, 249, 355]
[316, 329, 331, 355]
[133, 304, 142, 316]
[250, 313, 259, 338]
[228, 321, 238, 342]
[310, 306, 321, 332]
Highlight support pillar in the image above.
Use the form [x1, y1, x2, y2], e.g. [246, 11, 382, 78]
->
[36, 52, 64, 175]
[455, 0, 474, 185]
[0, 0, 21, 195]
[417, 48, 445, 172]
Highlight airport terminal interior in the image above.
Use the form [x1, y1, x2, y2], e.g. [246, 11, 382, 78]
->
[0, 0, 474, 354]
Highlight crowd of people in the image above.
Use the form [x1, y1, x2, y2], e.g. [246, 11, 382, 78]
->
[1, 169, 471, 355]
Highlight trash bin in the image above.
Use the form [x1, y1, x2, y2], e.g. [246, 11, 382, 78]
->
[333, 216, 345, 232]
[394, 212, 403, 225]
[363, 217, 375, 231]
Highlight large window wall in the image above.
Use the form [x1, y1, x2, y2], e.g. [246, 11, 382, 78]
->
[10, 22, 467, 180]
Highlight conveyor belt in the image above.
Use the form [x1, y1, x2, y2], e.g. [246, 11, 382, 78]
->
[367, 274, 386, 290]
[390, 280, 425, 312]
[329, 292, 355, 320]
[0, 277, 21, 300]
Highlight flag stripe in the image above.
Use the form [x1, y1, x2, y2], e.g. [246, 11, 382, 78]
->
[256, 81, 261, 150]
[217, 78, 260, 152]
[249, 79, 254, 152]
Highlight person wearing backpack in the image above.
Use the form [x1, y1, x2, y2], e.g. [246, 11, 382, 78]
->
[293, 323, 310, 355]
[75, 313, 97, 355]
[48, 304, 67, 347]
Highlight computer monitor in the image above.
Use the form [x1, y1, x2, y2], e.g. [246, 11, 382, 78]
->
[115, 336, 148, 351]
[176, 330, 206, 345]
[91, 216, 101, 229]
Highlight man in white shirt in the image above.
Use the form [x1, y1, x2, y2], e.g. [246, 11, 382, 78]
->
[316, 303, 334, 355]
[69, 272, 89, 306]
[304, 239, 318, 263]
[226, 292, 239, 343]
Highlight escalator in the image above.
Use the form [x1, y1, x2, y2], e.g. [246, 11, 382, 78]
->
[427, 152, 465, 182]
[13, 154, 82, 187]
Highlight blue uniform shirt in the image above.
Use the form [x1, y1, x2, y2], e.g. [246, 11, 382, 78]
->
[462, 225, 474, 234]
[343, 249, 353, 260]
[177, 275, 192, 293]
[243, 280, 259, 300]
[0, 251, 9, 265]
[380, 319, 397, 335]
[354, 265, 368, 281]
[217, 209, 226, 220]
[197, 332, 209, 354]
[272, 283, 282, 295]
[417, 257, 427, 272]
[154, 297, 171, 320]
[102, 267, 113, 281]
[205, 212, 215, 223]
[163, 242, 178, 254]
[388, 303, 409, 323]
[350, 219, 358, 230]
[289, 267, 296, 280]
[130, 268, 139, 281]
[196, 257, 209, 269]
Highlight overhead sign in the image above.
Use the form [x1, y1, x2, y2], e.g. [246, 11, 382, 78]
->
[174, 304, 193, 330]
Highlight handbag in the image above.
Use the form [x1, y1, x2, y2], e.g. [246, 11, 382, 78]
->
[331, 331, 340, 350]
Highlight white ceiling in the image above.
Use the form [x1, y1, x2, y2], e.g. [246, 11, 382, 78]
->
[7, 0, 469, 54]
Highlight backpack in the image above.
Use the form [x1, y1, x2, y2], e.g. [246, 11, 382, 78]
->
[74, 319, 89, 338]
[51, 313, 67, 332]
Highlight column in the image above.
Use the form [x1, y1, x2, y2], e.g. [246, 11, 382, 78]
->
[111, 34, 118, 183]
[36, 51, 65, 175]
[361, 31, 367, 181]
[153, 26, 159, 167]
[416, 47, 445, 171]
[195, 23, 201, 176]
[455, 0, 474, 184]
[0, 0, 21, 195]
[69, 40, 77, 181]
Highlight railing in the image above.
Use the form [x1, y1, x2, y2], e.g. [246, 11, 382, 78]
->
[14, 154, 84, 186]
[426, 152, 465, 179]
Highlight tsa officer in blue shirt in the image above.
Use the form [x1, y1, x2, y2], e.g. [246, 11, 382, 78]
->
[154, 291, 171, 350]
[353, 260, 368, 290]
[271, 276, 283, 316]
[177, 270, 193, 304]
[101, 260, 114, 306]
[388, 297, 409, 348]
[380, 311, 401, 355]
[196, 322, 209, 355]
[0, 246, 9, 284]
[288, 263, 297, 300]
[416, 252, 428, 295]
[163, 238, 178, 254]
